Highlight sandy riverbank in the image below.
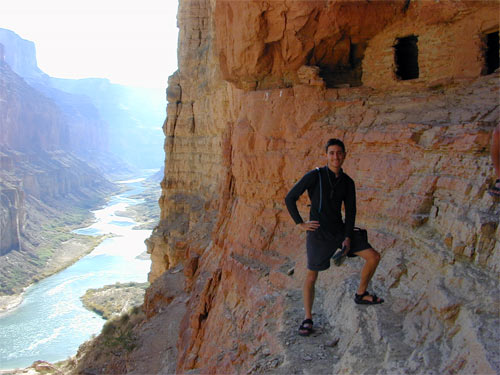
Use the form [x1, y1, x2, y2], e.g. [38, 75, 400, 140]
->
[0, 235, 106, 315]
[0, 294, 24, 315]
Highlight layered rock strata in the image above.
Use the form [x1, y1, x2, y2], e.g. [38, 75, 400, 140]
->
[0, 178, 24, 255]
[78, 1, 499, 374]
[0, 29, 108, 158]
[0, 147, 115, 294]
[0, 38, 115, 292]
[0, 59, 69, 152]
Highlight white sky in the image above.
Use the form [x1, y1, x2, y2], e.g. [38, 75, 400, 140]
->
[0, 0, 179, 88]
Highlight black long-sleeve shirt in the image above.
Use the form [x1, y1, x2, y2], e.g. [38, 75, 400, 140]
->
[284, 167, 356, 238]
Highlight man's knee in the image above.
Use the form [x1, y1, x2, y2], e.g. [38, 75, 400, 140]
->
[305, 270, 318, 285]
[367, 249, 381, 265]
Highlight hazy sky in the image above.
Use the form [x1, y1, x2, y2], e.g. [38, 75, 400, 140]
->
[0, 0, 179, 88]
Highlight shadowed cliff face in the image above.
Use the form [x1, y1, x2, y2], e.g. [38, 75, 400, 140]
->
[0, 36, 116, 289]
[76, 1, 499, 374]
[0, 61, 70, 152]
[0, 30, 109, 159]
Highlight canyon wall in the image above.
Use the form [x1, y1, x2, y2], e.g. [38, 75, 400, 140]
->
[0, 56, 70, 152]
[0, 29, 109, 159]
[0, 28, 165, 171]
[49, 78, 166, 169]
[77, 1, 499, 374]
[0, 29, 46, 82]
[0, 35, 115, 291]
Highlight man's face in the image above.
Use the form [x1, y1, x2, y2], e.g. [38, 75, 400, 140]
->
[326, 145, 346, 169]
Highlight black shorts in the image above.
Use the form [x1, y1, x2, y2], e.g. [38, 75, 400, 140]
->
[306, 229, 372, 271]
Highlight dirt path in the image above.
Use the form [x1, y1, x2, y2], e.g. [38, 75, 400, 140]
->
[275, 288, 342, 375]
[247, 287, 341, 375]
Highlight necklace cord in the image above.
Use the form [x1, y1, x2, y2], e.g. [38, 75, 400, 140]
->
[325, 166, 341, 198]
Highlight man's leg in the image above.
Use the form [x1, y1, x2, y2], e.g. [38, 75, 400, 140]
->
[299, 269, 318, 335]
[355, 248, 382, 302]
[303, 269, 318, 320]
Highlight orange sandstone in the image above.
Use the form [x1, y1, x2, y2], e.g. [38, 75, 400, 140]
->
[77, 1, 500, 374]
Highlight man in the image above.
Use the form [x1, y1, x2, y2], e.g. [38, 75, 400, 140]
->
[285, 138, 383, 337]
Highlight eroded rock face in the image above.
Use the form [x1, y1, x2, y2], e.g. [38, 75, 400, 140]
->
[215, 0, 499, 90]
[0, 182, 24, 255]
[0, 60, 70, 152]
[135, 1, 500, 374]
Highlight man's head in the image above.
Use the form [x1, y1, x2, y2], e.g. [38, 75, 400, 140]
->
[325, 138, 346, 170]
[325, 138, 346, 153]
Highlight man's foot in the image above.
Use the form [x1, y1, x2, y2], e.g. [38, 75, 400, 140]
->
[488, 179, 500, 197]
[298, 319, 314, 336]
[354, 291, 384, 305]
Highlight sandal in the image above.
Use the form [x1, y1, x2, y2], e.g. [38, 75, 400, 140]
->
[488, 179, 500, 197]
[354, 291, 384, 305]
[298, 319, 314, 336]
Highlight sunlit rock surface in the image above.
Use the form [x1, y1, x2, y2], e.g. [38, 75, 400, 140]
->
[77, 1, 499, 374]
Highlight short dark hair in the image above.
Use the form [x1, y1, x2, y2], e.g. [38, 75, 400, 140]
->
[325, 138, 346, 153]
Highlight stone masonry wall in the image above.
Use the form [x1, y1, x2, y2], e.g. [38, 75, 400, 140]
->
[363, 4, 499, 89]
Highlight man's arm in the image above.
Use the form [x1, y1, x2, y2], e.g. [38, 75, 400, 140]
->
[343, 178, 356, 250]
[285, 171, 315, 225]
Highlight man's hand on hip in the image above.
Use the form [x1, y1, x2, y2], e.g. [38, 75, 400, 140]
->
[298, 221, 320, 231]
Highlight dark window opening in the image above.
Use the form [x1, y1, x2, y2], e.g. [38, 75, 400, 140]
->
[394, 35, 419, 80]
[311, 40, 366, 88]
[483, 31, 499, 75]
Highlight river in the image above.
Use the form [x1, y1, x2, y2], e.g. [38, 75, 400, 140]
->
[0, 177, 154, 370]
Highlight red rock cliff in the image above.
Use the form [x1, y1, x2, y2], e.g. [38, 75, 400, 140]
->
[78, 1, 500, 374]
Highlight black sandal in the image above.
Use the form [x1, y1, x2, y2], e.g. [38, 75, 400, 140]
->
[298, 319, 314, 336]
[488, 179, 500, 197]
[354, 291, 384, 305]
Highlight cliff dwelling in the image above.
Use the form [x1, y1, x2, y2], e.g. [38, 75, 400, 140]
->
[308, 38, 366, 88]
[483, 30, 499, 75]
[394, 35, 419, 80]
